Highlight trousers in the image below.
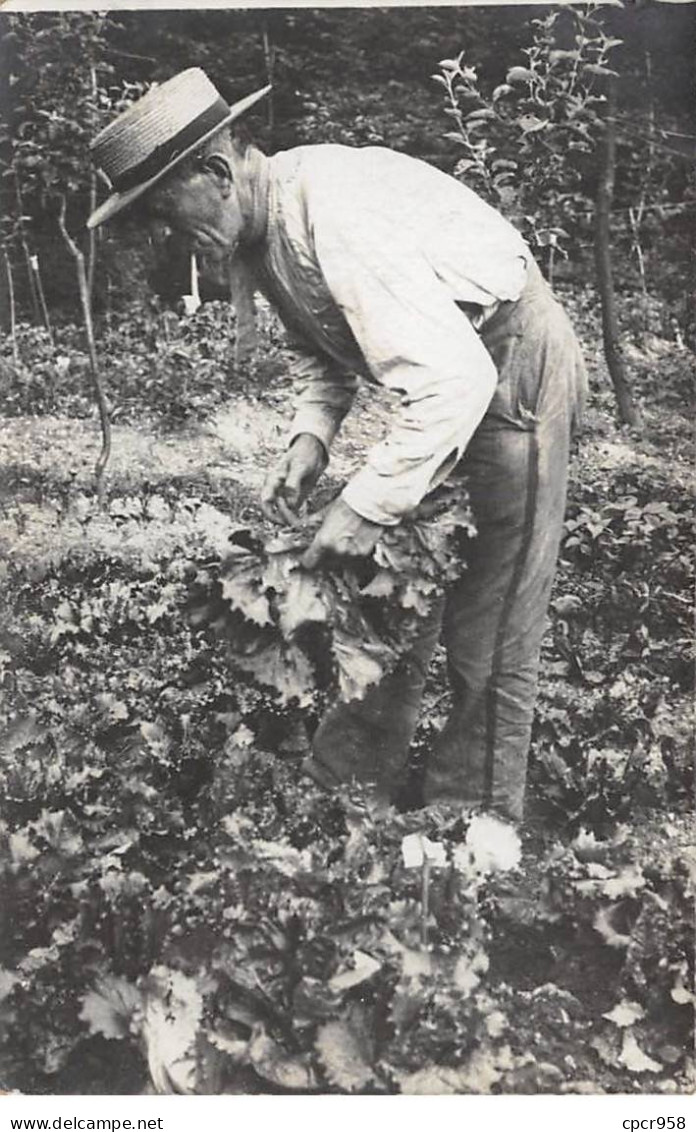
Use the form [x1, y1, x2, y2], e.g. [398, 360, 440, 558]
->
[310, 260, 588, 821]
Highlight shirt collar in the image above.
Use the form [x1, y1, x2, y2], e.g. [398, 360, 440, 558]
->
[231, 144, 270, 245]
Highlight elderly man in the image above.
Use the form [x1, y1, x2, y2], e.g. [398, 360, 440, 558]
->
[89, 68, 587, 821]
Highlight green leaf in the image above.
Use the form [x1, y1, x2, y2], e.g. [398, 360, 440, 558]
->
[233, 641, 315, 707]
[583, 63, 619, 78]
[0, 714, 47, 757]
[593, 906, 631, 950]
[246, 1024, 318, 1090]
[0, 968, 20, 1003]
[221, 562, 272, 627]
[400, 578, 437, 617]
[8, 829, 40, 867]
[293, 978, 343, 1022]
[143, 966, 204, 1094]
[603, 1000, 645, 1028]
[264, 530, 308, 555]
[251, 838, 312, 877]
[31, 809, 83, 857]
[457, 813, 522, 874]
[549, 49, 580, 64]
[398, 1046, 503, 1094]
[145, 494, 171, 522]
[315, 1016, 374, 1093]
[95, 692, 129, 723]
[140, 720, 172, 760]
[332, 632, 386, 702]
[330, 950, 382, 991]
[518, 115, 547, 134]
[79, 975, 142, 1041]
[453, 947, 489, 995]
[397, 1064, 463, 1094]
[277, 571, 328, 637]
[671, 962, 695, 1006]
[506, 66, 534, 84]
[465, 108, 496, 122]
[618, 1032, 662, 1075]
[361, 570, 397, 599]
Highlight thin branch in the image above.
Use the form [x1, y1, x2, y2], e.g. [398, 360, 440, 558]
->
[87, 64, 98, 303]
[105, 47, 157, 64]
[58, 195, 111, 499]
[608, 120, 695, 163]
[261, 19, 276, 136]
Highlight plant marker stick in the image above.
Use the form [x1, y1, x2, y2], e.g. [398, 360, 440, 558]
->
[182, 252, 201, 316]
[421, 857, 430, 949]
[191, 251, 200, 308]
[4, 250, 19, 366]
[31, 254, 54, 348]
[14, 173, 41, 326]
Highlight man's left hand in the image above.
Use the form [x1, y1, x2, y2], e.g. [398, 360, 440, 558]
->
[301, 497, 383, 570]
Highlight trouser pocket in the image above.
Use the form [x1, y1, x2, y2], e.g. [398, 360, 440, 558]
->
[480, 268, 586, 434]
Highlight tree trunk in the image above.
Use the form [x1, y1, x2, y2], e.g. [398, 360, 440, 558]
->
[58, 197, 111, 499]
[594, 78, 642, 428]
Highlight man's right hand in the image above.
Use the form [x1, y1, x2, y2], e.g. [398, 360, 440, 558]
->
[260, 433, 328, 525]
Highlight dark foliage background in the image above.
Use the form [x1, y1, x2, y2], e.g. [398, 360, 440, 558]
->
[0, 4, 694, 327]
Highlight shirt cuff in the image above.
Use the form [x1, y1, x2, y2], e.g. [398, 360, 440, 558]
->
[287, 405, 343, 457]
[341, 467, 415, 526]
[342, 445, 463, 526]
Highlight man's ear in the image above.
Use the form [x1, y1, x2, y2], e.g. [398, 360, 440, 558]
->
[201, 152, 233, 197]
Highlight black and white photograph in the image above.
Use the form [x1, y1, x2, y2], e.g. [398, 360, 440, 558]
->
[0, 0, 693, 1104]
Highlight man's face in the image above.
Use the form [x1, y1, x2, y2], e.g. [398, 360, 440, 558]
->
[141, 156, 245, 258]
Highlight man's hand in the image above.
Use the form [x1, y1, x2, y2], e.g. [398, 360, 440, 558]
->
[301, 496, 383, 569]
[261, 434, 327, 525]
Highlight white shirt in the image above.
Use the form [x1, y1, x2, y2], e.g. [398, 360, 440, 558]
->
[250, 144, 531, 525]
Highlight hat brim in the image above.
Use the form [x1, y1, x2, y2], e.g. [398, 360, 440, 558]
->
[87, 84, 271, 230]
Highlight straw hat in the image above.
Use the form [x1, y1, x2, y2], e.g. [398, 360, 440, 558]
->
[87, 68, 270, 229]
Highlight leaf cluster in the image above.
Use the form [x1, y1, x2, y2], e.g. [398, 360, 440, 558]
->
[192, 484, 474, 708]
[530, 449, 694, 828]
[0, 12, 133, 230]
[435, 6, 618, 256]
[0, 301, 276, 423]
[0, 457, 692, 1093]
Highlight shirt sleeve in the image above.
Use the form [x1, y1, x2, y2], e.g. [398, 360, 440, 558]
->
[311, 210, 498, 526]
[285, 342, 359, 457]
